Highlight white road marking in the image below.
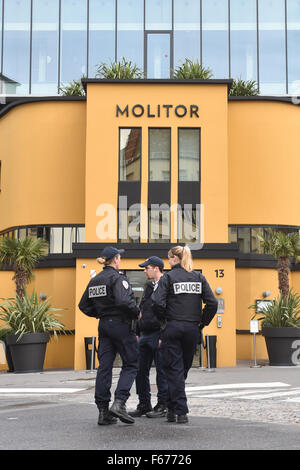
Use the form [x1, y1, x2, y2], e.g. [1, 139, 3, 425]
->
[237, 389, 300, 400]
[185, 382, 290, 392]
[0, 388, 85, 394]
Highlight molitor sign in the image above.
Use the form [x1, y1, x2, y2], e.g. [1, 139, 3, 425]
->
[116, 104, 199, 118]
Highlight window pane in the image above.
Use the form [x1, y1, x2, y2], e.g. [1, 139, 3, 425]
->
[119, 128, 141, 181]
[77, 226, 85, 242]
[228, 226, 237, 243]
[3, 0, 31, 94]
[147, 34, 170, 78]
[117, 0, 143, 69]
[89, 0, 115, 77]
[178, 128, 200, 181]
[50, 227, 63, 253]
[230, 0, 257, 81]
[258, 0, 286, 94]
[178, 208, 199, 243]
[63, 227, 76, 253]
[145, 0, 172, 30]
[287, 0, 300, 94]
[237, 227, 250, 253]
[60, 0, 87, 85]
[31, 0, 59, 94]
[148, 208, 170, 243]
[174, 0, 200, 67]
[202, 0, 229, 78]
[118, 210, 140, 243]
[149, 129, 170, 181]
[251, 227, 264, 253]
[125, 270, 146, 304]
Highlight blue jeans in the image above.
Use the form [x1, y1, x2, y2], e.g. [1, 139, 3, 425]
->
[135, 331, 168, 406]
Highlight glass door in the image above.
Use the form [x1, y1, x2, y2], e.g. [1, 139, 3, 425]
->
[146, 33, 172, 78]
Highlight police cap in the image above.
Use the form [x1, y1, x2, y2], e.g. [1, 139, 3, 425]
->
[139, 256, 164, 269]
[100, 246, 125, 261]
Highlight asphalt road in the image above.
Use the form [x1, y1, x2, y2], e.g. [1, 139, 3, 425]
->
[1, 364, 300, 453]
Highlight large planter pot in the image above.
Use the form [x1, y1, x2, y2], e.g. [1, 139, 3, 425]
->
[6, 332, 50, 373]
[262, 326, 300, 366]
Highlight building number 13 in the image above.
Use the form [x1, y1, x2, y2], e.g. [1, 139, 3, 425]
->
[215, 269, 224, 278]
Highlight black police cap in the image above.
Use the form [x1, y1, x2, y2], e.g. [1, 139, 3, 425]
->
[139, 256, 164, 269]
[100, 246, 125, 261]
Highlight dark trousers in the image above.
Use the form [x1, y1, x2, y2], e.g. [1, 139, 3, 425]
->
[135, 331, 168, 406]
[95, 318, 139, 409]
[161, 320, 199, 416]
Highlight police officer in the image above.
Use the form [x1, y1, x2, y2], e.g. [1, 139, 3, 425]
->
[78, 246, 139, 426]
[151, 245, 218, 424]
[129, 256, 168, 419]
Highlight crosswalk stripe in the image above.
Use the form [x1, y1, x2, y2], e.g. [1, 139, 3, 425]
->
[185, 382, 290, 392]
[237, 389, 300, 400]
[0, 388, 85, 394]
[186, 389, 291, 399]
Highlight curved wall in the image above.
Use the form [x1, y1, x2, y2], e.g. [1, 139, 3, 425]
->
[228, 101, 300, 227]
[0, 100, 86, 231]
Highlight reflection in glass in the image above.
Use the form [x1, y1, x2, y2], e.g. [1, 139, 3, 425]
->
[146, 0, 172, 30]
[148, 208, 170, 243]
[3, 0, 31, 94]
[60, 0, 87, 85]
[89, 0, 115, 77]
[32, 0, 59, 94]
[118, 210, 140, 243]
[287, 0, 300, 94]
[18, 228, 27, 240]
[228, 226, 237, 243]
[230, 0, 257, 82]
[117, 0, 143, 69]
[202, 0, 228, 78]
[149, 129, 170, 181]
[124, 270, 147, 305]
[237, 227, 251, 253]
[251, 227, 264, 253]
[63, 227, 76, 253]
[174, 0, 200, 68]
[147, 34, 170, 78]
[178, 129, 200, 181]
[119, 128, 141, 181]
[77, 227, 85, 243]
[50, 227, 63, 254]
[258, 0, 286, 94]
[178, 208, 199, 243]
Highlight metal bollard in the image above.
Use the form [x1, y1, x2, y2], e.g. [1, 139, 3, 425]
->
[84, 336, 97, 372]
[205, 335, 217, 372]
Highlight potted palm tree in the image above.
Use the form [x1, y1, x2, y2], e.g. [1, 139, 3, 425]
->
[0, 236, 66, 372]
[0, 289, 66, 373]
[250, 229, 300, 366]
[95, 57, 144, 79]
[229, 77, 259, 96]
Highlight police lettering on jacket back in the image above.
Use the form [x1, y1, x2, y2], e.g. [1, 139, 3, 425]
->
[152, 264, 218, 325]
[78, 266, 139, 320]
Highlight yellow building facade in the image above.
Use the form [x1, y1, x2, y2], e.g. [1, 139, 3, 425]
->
[0, 80, 299, 371]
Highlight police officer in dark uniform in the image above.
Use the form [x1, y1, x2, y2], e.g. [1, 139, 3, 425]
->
[129, 256, 168, 418]
[152, 245, 218, 424]
[78, 246, 139, 426]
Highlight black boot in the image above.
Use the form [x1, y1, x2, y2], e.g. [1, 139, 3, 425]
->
[110, 399, 135, 424]
[177, 414, 188, 424]
[166, 409, 176, 422]
[129, 403, 152, 417]
[146, 403, 167, 418]
[98, 408, 117, 426]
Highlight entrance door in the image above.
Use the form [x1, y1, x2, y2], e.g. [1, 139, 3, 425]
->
[146, 33, 172, 79]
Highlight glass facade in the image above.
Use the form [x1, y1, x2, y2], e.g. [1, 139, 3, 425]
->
[1, 0, 300, 95]
[229, 225, 300, 253]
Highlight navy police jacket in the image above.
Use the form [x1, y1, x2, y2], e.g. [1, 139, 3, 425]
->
[78, 266, 139, 320]
[137, 281, 161, 335]
[151, 264, 218, 326]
